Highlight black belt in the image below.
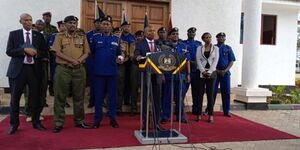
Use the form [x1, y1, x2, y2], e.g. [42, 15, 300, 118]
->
[58, 64, 82, 69]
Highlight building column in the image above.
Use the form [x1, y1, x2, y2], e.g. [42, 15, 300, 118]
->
[232, 0, 272, 109]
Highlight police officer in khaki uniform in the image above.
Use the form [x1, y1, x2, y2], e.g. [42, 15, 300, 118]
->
[50, 16, 92, 133]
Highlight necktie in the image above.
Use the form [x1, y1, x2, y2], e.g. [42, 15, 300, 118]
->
[149, 41, 154, 53]
[25, 32, 32, 63]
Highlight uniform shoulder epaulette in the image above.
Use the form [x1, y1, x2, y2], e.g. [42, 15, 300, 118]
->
[76, 28, 86, 36]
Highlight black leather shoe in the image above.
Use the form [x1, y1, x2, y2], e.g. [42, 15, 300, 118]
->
[195, 116, 201, 122]
[224, 113, 232, 117]
[65, 102, 71, 108]
[7, 125, 18, 135]
[160, 119, 167, 124]
[93, 123, 100, 128]
[110, 119, 119, 128]
[75, 123, 93, 129]
[52, 126, 63, 133]
[33, 123, 47, 131]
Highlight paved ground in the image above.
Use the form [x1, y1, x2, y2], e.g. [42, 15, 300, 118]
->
[1, 91, 300, 150]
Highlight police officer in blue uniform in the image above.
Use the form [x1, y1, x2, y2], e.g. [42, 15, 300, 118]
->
[161, 27, 191, 124]
[92, 16, 123, 128]
[210, 32, 236, 117]
[86, 18, 102, 108]
[120, 21, 136, 106]
[183, 27, 202, 115]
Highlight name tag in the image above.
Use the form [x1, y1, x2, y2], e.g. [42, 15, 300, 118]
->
[75, 39, 83, 45]
[97, 41, 103, 44]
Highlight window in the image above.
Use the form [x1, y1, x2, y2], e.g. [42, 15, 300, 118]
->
[261, 15, 277, 45]
[239, 13, 277, 45]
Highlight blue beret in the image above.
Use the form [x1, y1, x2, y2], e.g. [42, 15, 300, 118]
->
[64, 15, 78, 23]
[216, 32, 226, 37]
[187, 27, 197, 33]
[56, 20, 64, 27]
[168, 27, 179, 35]
[101, 15, 113, 23]
[158, 27, 166, 32]
[121, 21, 130, 26]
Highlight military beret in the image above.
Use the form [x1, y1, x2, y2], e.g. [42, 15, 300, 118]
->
[121, 21, 130, 27]
[157, 27, 166, 33]
[135, 30, 144, 36]
[94, 18, 101, 23]
[57, 20, 64, 27]
[113, 27, 121, 33]
[187, 27, 197, 33]
[64, 15, 78, 23]
[42, 12, 52, 17]
[101, 15, 113, 23]
[168, 27, 179, 35]
[216, 32, 226, 37]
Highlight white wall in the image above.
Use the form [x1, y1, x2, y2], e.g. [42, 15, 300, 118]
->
[171, 0, 242, 87]
[257, 3, 298, 85]
[0, 0, 81, 87]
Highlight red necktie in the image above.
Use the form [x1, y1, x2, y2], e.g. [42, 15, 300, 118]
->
[149, 41, 154, 53]
[26, 32, 32, 63]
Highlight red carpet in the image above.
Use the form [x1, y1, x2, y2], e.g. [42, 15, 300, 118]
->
[0, 112, 298, 150]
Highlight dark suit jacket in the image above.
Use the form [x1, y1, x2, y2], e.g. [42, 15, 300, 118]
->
[6, 29, 47, 79]
[134, 38, 159, 60]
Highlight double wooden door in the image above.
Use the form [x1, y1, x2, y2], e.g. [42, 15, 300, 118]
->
[81, 0, 170, 34]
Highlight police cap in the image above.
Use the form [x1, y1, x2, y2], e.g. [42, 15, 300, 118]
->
[135, 30, 144, 36]
[94, 18, 101, 23]
[42, 12, 52, 17]
[216, 32, 226, 38]
[101, 15, 113, 24]
[57, 20, 64, 27]
[121, 21, 130, 27]
[187, 27, 197, 33]
[157, 27, 166, 33]
[64, 15, 78, 23]
[113, 27, 121, 33]
[168, 27, 179, 35]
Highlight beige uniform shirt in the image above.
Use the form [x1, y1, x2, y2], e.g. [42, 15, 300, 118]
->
[51, 31, 90, 65]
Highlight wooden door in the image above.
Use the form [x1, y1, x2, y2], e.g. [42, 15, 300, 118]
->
[81, 0, 170, 34]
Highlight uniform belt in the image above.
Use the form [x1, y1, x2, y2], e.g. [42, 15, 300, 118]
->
[59, 64, 82, 69]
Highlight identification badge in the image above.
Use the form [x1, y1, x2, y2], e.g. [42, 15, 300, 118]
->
[111, 42, 118, 46]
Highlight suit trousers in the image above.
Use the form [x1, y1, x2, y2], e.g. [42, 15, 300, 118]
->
[9, 65, 41, 127]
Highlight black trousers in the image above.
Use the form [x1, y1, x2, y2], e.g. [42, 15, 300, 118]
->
[197, 77, 216, 116]
[9, 65, 42, 127]
[141, 73, 161, 128]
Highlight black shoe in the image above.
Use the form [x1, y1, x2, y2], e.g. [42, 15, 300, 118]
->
[110, 119, 119, 128]
[65, 102, 71, 108]
[75, 123, 93, 129]
[93, 123, 100, 128]
[224, 113, 232, 118]
[52, 126, 63, 133]
[195, 116, 201, 122]
[87, 103, 94, 108]
[44, 103, 49, 107]
[33, 123, 47, 131]
[7, 125, 18, 135]
[160, 119, 167, 124]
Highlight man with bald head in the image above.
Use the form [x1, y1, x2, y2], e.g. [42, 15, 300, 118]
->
[6, 13, 48, 134]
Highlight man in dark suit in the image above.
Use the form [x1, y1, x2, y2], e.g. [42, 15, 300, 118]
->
[6, 13, 47, 135]
[134, 25, 163, 131]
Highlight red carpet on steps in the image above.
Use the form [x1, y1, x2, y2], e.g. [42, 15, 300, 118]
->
[0, 112, 298, 150]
